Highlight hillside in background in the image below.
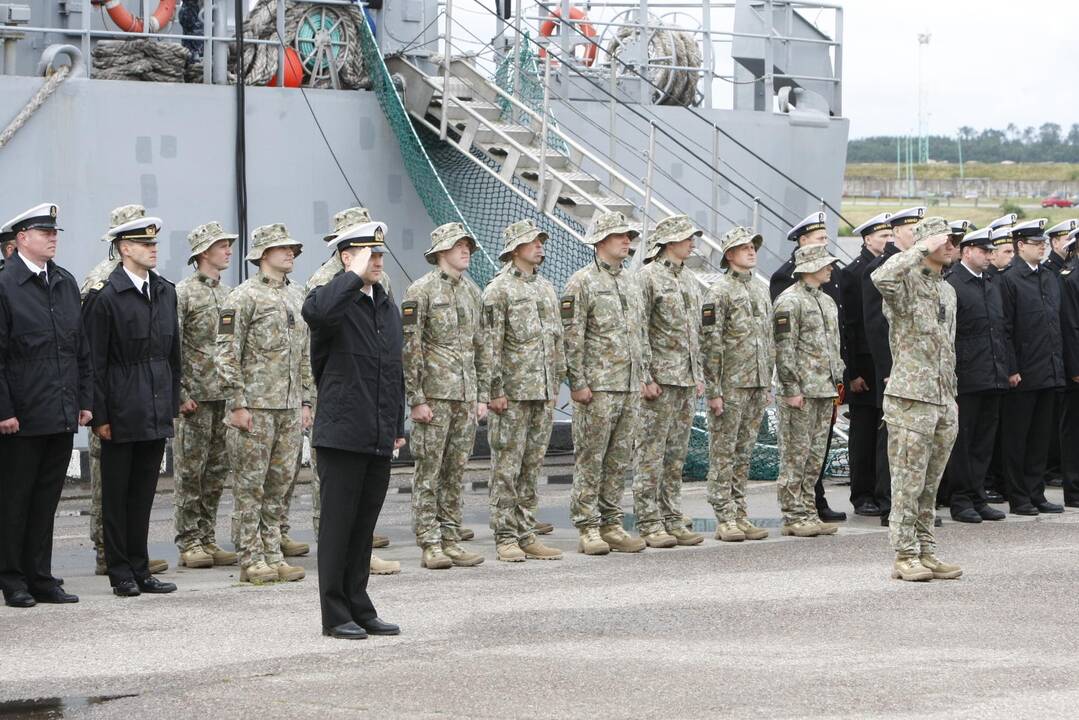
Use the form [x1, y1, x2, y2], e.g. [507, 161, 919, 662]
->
[849, 124, 1079, 164]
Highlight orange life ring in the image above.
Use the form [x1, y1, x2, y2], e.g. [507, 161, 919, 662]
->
[538, 6, 597, 67]
[101, 0, 176, 33]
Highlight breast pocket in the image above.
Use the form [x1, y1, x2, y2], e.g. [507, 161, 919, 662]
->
[427, 302, 457, 342]
[508, 298, 539, 342]
[591, 291, 624, 332]
[250, 309, 287, 352]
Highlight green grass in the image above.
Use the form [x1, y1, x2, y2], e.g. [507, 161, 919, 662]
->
[847, 162, 1079, 182]
[839, 200, 1079, 236]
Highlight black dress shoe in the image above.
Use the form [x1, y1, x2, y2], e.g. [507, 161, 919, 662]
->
[136, 576, 177, 594]
[951, 508, 983, 524]
[1011, 504, 1039, 516]
[359, 617, 400, 636]
[32, 587, 79, 604]
[323, 621, 368, 640]
[1036, 501, 1065, 514]
[984, 489, 1006, 504]
[977, 506, 1006, 521]
[817, 505, 847, 522]
[880, 514, 890, 527]
[1045, 475, 1063, 488]
[854, 501, 882, 517]
[4, 590, 36, 608]
[113, 580, 141, 597]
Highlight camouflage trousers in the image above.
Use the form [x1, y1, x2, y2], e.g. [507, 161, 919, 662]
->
[570, 390, 639, 529]
[632, 385, 694, 535]
[280, 434, 306, 538]
[777, 397, 832, 525]
[884, 396, 958, 558]
[89, 432, 103, 554]
[707, 386, 769, 523]
[173, 400, 229, 552]
[228, 408, 302, 568]
[488, 400, 553, 546]
[411, 399, 476, 548]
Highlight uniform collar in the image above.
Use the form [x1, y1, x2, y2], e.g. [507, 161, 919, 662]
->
[256, 270, 287, 288]
[511, 266, 537, 282]
[597, 259, 622, 276]
[799, 279, 821, 295]
[196, 270, 221, 288]
[109, 262, 159, 294]
[661, 258, 683, 275]
[729, 269, 752, 283]
[439, 270, 461, 286]
[958, 261, 983, 281]
[9, 252, 54, 286]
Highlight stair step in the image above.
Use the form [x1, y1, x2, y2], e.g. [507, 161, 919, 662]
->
[556, 194, 636, 218]
[472, 121, 536, 145]
[429, 98, 504, 122]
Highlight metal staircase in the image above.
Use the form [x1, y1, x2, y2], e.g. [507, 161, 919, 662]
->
[386, 54, 725, 286]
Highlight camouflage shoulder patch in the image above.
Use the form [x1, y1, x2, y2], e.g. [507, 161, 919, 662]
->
[401, 299, 419, 326]
[701, 302, 716, 326]
[218, 309, 236, 334]
[560, 295, 575, 320]
[774, 310, 791, 335]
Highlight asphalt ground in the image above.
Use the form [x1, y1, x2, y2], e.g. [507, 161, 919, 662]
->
[2, 470, 1078, 719]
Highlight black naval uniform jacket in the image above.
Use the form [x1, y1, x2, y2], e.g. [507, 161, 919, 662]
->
[861, 243, 901, 406]
[1044, 252, 1069, 276]
[1059, 268, 1079, 386]
[999, 259, 1065, 392]
[303, 271, 405, 457]
[946, 263, 1010, 396]
[0, 254, 92, 434]
[838, 245, 878, 407]
[82, 264, 181, 442]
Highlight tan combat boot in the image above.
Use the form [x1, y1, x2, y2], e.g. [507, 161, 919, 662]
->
[373, 534, 390, 549]
[736, 518, 769, 541]
[520, 539, 563, 560]
[577, 527, 610, 555]
[370, 554, 401, 575]
[204, 542, 238, 566]
[811, 521, 839, 536]
[149, 559, 169, 574]
[641, 530, 678, 548]
[669, 526, 704, 546]
[179, 545, 214, 569]
[715, 521, 746, 542]
[270, 560, 306, 582]
[442, 542, 484, 566]
[459, 528, 476, 541]
[239, 560, 279, 584]
[599, 525, 646, 553]
[420, 545, 453, 570]
[919, 553, 963, 579]
[682, 514, 694, 530]
[496, 543, 527, 562]
[892, 556, 933, 582]
[780, 522, 819, 538]
[280, 535, 310, 557]
[534, 521, 554, 535]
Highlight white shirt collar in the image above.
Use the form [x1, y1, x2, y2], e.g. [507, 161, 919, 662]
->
[960, 261, 982, 278]
[123, 265, 150, 293]
[360, 284, 374, 298]
[1026, 261, 1040, 272]
[18, 253, 46, 279]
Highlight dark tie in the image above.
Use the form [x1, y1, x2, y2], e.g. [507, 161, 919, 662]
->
[141, 282, 151, 302]
[36, 271, 47, 288]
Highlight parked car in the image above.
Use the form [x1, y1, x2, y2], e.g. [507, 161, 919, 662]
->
[1042, 194, 1075, 208]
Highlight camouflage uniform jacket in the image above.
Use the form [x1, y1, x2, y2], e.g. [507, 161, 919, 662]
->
[773, 281, 842, 398]
[177, 271, 231, 403]
[871, 242, 957, 404]
[702, 270, 774, 398]
[561, 260, 648, 392]
[401, 269, 488, 406]
[482, 266, 565, 401]
[637, 259, 703, 388]
[215, 271, 312, 411]
[81, 256, 120, 301]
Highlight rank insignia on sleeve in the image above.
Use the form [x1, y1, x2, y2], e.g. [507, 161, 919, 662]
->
[701, 302, 716, 326]
[218, 310, 236, 334]
[774, 311, 791, 335]
[560, 296, 575, 320]
[401, 300, 418, 326]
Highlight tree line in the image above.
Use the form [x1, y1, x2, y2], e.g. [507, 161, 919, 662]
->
[848, 124, 1079, 163]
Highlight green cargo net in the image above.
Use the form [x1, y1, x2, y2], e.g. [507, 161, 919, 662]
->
[493, 37, 569, 156]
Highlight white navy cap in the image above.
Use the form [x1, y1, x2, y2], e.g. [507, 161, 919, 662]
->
[959, 226, 993, 248]
[1010, 218, 1048, 241]
[988, 213, 1018, 231]
[329, 221, 388, 254]
[1066, 227, 1079, 249]
[1046, 219, 1079, 239]
[108, 216, 164, 242]
[949, 220, 972, 238]
[889, 207, 925, 228]
[990, 227, 1014, 247]
[6, 203, 62, 233]
[786, 211, 827, 242]
[852, 213, 891, 238]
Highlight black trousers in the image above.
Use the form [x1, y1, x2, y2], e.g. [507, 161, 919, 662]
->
[0, 433, 72, 596]
[101, 438, 166, 585]
[1001, 389, 1055, 509]
[947, 392, 1000, 513]
[1059, 388, 1079, 504]
[317, 447, 391, 631]
[1046, 391, 1062, 479]
[847, 403, 882, 506]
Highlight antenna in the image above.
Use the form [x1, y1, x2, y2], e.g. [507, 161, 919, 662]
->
[917, 32, 931, 164]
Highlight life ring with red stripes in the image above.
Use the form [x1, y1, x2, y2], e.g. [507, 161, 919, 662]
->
[538, 6, 598, 67]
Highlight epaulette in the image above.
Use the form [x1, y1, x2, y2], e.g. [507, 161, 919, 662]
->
[1062, 269, 1072, 277]
[88, 280, 107, 293]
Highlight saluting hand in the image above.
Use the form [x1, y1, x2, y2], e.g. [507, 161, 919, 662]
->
[349, 247, 373, 278]
[0, 417, 20, 435]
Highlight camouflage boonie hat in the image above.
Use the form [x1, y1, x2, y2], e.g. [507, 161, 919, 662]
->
[187, 221, 237, 264]
[792, 244, 838, 275]
[102, 204, 145, 240]
[643, 214, 703, 262]
[323, 207, 373, 242]
[424, 222, 475, 264]
[913, 216, 951, 243]
[586, 211, 639, 245]
[719, 226, 763, 269]
[499, 219, 548, 261]
[246, 223, 302, 265]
